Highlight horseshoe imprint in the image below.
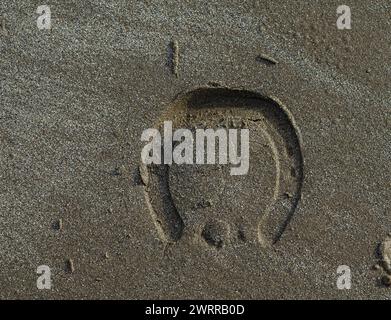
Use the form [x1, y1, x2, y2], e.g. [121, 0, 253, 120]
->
[141, 88, 303, 247]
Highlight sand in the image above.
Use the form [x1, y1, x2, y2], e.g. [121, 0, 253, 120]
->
[0, 0, 390, 299]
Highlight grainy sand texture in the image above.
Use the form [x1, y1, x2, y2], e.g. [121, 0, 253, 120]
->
[0, 0, 390, 299]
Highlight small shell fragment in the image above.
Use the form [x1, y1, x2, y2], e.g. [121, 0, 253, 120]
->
[67, 258, 75, 273]
[256, 53, 278, 65]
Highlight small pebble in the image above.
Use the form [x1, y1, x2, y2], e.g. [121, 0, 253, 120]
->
[284, 192, 293, 199]
[381, 275, 391, 287]
[372, 264, 381, 271]
[380, 236, 391, 273]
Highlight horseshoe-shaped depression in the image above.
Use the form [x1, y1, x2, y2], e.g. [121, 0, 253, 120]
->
[140, 88, 303, 247]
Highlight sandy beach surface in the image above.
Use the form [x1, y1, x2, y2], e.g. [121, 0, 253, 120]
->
[0, 0, 390, 299]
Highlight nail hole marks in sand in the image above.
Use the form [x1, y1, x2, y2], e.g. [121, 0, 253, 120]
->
[140, 88, 303, 247]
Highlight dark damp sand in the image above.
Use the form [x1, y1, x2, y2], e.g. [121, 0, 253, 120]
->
[0, 0, 390, 299]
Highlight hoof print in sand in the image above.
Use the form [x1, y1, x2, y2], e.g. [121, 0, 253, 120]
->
[141, 88, 303, 247]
